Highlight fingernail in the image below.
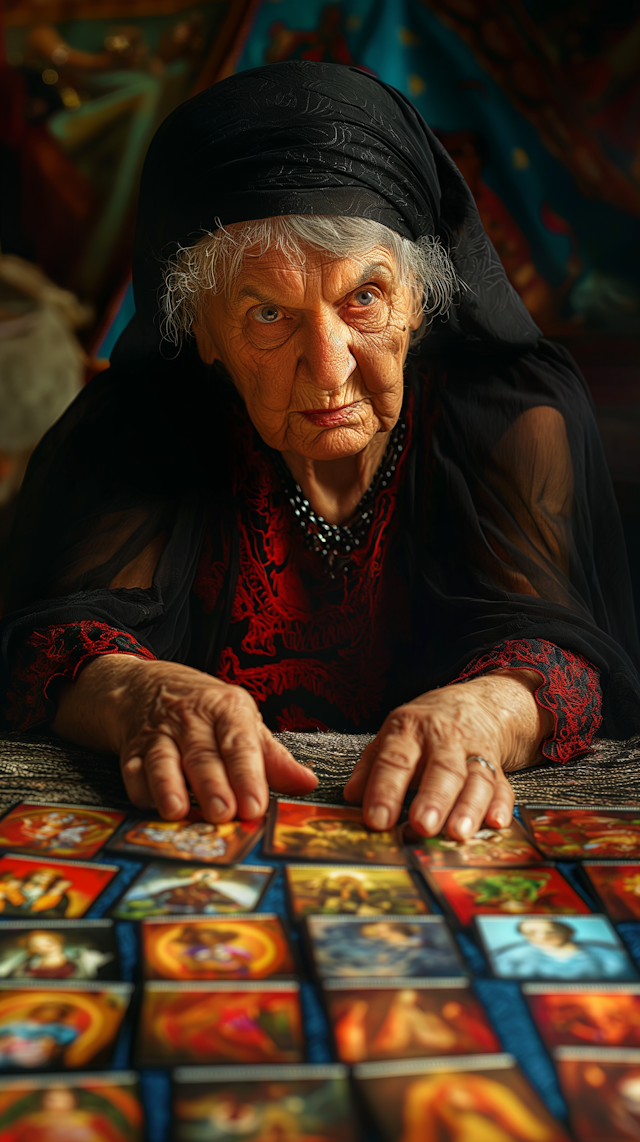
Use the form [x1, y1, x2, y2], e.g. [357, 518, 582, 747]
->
[493, 812, 508, 828]
[457, 816, 473, 838]
[163, 794, 182, 817]
[123, 757, 142, 775]
[208, 796, 229, 820]
[244, 795, 262, 819]
[423, 809, 440, 834]
[368, 805, 390, 830]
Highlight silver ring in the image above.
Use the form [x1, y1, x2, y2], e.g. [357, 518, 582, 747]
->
[466, 754, 497, 776]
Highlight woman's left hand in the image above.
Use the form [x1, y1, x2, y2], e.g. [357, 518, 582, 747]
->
[343, 670, 553, 840]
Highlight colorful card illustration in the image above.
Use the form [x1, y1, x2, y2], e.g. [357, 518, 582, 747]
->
[141, 914, 296, 981]
[137, 980, 304, 1067]
[409, 820, 543, 869]
[424, 865, 591, 926]
[523, 983, 640, 1051]
[0, 802, 126, 861]
[0, 919, 118, 982]
[0, 1070, 144, 1141]
[324, 979, 499, 1063]
[0, 979, 132, 1072]
[0, 854, 119, 919]
[555, 1046, 640, 1142]
[520, 804, 640, 860]
[111, 861, 274, 921]
[286, 864, 429, 920]
[172, 1064, 357, 1142]
[106, 808, 262, 864]
[475, 914, 638, 982]
[305, 915, 467, 980]
[353, 1053, 571, 1142]
[264, 800, 406, 865]
[582, 862, 640, 922]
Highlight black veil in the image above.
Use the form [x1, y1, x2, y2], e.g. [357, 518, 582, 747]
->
[2, 61, 639, 736]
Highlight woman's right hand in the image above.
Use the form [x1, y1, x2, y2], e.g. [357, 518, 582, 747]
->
[53, 655, 317, 822]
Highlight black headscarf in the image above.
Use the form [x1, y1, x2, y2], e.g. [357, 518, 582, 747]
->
[2, 61, 639, 738]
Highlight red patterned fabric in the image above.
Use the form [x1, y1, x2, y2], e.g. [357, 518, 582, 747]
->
[193, 398, 414, 731]
[6, 621, 155, 732]
[451, 638, 602, 762]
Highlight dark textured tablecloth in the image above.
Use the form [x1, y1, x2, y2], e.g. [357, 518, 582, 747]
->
[0, 729, 639, 809]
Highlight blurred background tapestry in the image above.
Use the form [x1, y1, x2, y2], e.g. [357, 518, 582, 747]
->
[0, 0, 639, 612]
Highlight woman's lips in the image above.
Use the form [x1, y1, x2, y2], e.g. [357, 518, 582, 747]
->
[299, 403, 360, 428]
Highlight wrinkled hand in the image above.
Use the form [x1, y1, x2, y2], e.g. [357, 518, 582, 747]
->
[54, 656, 317, 821]
[344, 671, 552, 841]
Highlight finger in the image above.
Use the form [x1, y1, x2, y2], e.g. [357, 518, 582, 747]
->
[408, 745, 468, 837]
[343, 738, 378, 803]
[213, 697, 269, 819]
[261, 729, 319, 794]
[361, 719, 423, 830]
[121, 755, 154, 810]
[132, 733, 191, 819]
[484, 772, 515, 830]
[180, 724, 238, 823]
[445, 761, 499, 841]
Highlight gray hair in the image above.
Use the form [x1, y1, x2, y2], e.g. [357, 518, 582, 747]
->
[160, 215, 459, 348]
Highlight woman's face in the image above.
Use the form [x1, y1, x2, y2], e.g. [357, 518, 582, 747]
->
[194, 238, 420, 459]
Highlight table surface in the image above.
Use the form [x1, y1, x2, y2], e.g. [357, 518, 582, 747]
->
[1, 729, 640, 810]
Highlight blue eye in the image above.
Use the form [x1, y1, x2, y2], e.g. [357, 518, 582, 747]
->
[253, 305, 281, 324]
[354, 290, 375, 306]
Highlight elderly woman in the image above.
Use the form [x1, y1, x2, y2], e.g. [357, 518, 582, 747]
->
[1, 63, 639, 842]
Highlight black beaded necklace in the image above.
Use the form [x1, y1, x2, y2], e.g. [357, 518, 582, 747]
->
[272, 416, 408, 577]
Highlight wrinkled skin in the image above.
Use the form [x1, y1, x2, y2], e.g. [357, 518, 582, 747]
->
[54, 235, 550, 839]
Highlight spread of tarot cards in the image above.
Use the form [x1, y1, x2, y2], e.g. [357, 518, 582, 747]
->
[0, 794, 638, 1141]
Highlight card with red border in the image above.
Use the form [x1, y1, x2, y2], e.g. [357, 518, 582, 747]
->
[423, 865, 591, 926]
[141, 913, 297, 981]
[520, 805, 640, 860]
[409, 820, 543, 869]
[0, 802, 125, 860]
[523, 983, 640, 1051]
[137, 980, 304, 1067]
[323, 978, 499, 1062]
[0, 1070, 144, 1139]
[0, 854, 119, 919]
[264, 800, 406, 865]
[582, 862, 640, 921]
[106, 808, 262, 864]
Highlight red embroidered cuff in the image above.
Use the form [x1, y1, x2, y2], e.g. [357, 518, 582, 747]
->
[452, 638, 602, 763]
[6, 621, 156, 732]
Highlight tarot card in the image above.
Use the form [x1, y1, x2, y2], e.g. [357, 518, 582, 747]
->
[353, 1053, 570, 1142]
[582, 862, 640, 922]
[520, 804, 640, 860]
[0, 979, 132, 1071]
[106, 808, 262, 864]
[0, 1070, 144, 1141]
[0, 919, 118, 982]
[555, 1046, 640, 1141]
[137, 980, 304, 1067]
[476, 914, 638, 982]
[111, 861, 274, 921]
[172, 1064, 357, 1142]
[285, 863, 429, 920]
[409, 819, 543, 869]
[323, 979, 499, 1062]
[0, 853, 119, 919]
[141, 913, 296, 981]
[305, 914, 467, 980]
[523, 983, 640, 1051]
[264, 799, 406, 865]
[424, 865, 591, 926]
[0, 802, 125, 860]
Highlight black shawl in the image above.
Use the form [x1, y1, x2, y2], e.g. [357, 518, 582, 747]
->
[2, 61, 639, 736]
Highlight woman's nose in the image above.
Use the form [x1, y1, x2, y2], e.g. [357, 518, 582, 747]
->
[298, 314, 356, 390]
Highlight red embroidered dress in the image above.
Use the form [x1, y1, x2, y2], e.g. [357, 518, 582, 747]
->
[6, 397, 602, 759]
